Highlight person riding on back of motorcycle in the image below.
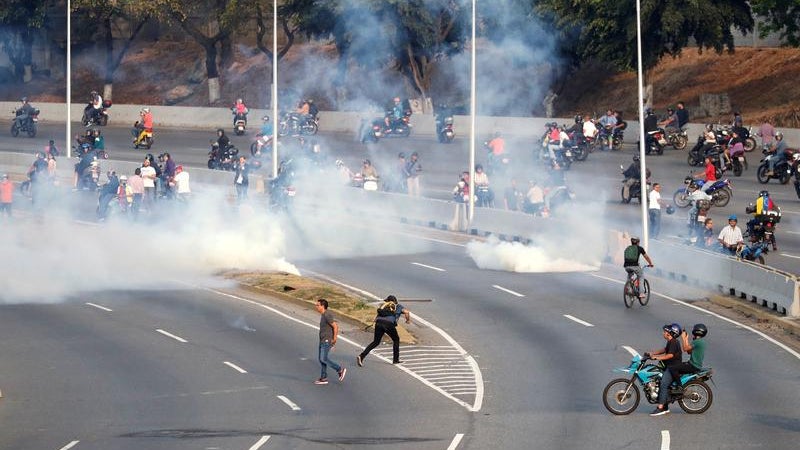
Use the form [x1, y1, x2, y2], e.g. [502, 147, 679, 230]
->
[766, 131, 788, 176]
[132, 108, 153, 145]
[623, 236, 654, 287]
[675, 101, 689, 131]
[582, 115, 598, 140]
[599, 108, 617, 129]
[746, 190, 780, 249]
[621, 155, 652, 201]
[14, 97, 36, 129]
[92, 128, 105, 151]
[232, 98, 249, 126]
[671, 323, 708, 380]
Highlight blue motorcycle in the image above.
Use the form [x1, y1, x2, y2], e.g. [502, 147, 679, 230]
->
[673, 176, 732, 208]
[737, 238, 770, 264]
[603, 354, 714, 415]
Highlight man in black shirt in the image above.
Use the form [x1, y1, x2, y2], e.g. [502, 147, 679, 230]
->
[646, 323, 684, 416]
[676, 101, 689, 130]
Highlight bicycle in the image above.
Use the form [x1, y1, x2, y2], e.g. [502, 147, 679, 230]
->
[623, 265, 651, 308]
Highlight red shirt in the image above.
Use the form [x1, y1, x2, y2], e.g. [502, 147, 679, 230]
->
[0, 180, 13, 203]
[705, 163, 716, 182]
[142, 112, 153, 130]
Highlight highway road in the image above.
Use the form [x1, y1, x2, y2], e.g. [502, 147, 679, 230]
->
[2, 120, 798, 273]
[1, 213, 799, 449]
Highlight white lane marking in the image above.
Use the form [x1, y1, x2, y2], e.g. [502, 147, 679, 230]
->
[277, 395, 301, 411]
[85, 302, 113, 312]
[155, 329, 188, 343]
[563, 314, 594, 327]
[661, 430, 670, 450]
[779, 253, 800, 259]
[622, 345, 640, 357]
[203, 281, 485, 412]
[589, 273, 800, 360]
[492, 284, 525, 297]
[58, 441, 80, 450]
[248, 435, 271, 450]
[447, 433, 465, 450]
[223, 361, 247, 374]
[785, 230, 800, 235]
[411, 262, 446, 272]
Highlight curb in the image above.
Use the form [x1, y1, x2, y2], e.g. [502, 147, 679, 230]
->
[707, 293, 800, 339]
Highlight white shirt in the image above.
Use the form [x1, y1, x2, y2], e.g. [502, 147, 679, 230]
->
[718, 225, 743, 246]
[174, 171, 190, 194]
[648, 189, 661, 210]
[140, 165, 156, 188]
[583, 120, 597, 138]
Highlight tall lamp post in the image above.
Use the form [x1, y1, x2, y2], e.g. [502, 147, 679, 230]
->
[635, 0, 649, 248]
[271, 0, 279, 178]
[468, 0, 477, 223]
[67, 1, 72, 158]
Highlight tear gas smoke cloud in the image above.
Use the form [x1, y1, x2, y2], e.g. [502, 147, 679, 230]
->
[0, 190, 298, 304]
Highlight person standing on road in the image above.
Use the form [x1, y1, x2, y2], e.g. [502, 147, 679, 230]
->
[233, 155, 250, 203]
[128, 168, 144, 220]
[404, 151, 421, 196]
[648, 183, 668, 239]
[140, 158, 157, 212]
[357, 295, 411, 367]
[315, 298, 346, 385]
[0, 174, 13, 220]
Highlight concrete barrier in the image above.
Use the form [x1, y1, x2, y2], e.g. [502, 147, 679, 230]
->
[6, 102, 800, 144]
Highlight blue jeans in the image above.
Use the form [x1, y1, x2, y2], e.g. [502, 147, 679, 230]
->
[658, 367, 673, 406]
[649, 208, 661, 238]
[318, 341, 341, 379]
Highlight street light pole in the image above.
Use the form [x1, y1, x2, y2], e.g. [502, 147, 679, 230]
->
[635, 0, 649, 248]
[271, 0, 279, 179]
[468, 0, 476, 223]
[67, 1, 72, 159]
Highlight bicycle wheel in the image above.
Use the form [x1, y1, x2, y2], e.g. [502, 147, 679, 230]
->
[638, 279, 650, 306]
[623, 280, 635, 308]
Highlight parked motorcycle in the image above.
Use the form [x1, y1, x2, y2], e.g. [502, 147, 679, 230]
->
[82, 100, 112, 127]
[11, 108, 39, 137]
[673, 176, 732, 208]
[603, 353, 714, 415]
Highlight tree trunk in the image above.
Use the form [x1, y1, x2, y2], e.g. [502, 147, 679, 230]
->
[103, 17, 114, 89]
[208, 77, 221, 104]
[23, 65, 32, 83]
[204, 42, 220, 104]
[104, 84, 113, 101]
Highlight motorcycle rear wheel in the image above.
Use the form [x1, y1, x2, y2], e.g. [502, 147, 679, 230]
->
[712, 188, 731, 207]
[756, 165, 770, 184]
[305, 121, 319, 135]
[10, 123, 19, 137]
[620, 187, 632, 204]
[673, 135, 688, 150]
[779, 169, 791, 185]
[673, 190, 691, 208]
[27, 123, 37, 138]
[574, 146, 588, 161]
[687, 154, 700, 166]
[733, 161, 743, 177]
[677, 380, 713, 414]
[603, 379, 640, 415]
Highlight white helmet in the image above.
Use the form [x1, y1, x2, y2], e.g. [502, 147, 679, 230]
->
[142, 107, 150, 113]
[119, 175, 128, 182]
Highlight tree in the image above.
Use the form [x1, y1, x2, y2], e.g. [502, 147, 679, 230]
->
[0, 0, 48, 82]
[71, 0, 151, 100]
[535, 0, 755, 71]
[751, 0, 800, 46]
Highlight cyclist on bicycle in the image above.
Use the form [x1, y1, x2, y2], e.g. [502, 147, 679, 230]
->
[623, 237, 654, 297]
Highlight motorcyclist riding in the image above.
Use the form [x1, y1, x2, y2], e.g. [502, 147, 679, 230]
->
[766, 131, 788, 176]
[232, 98, 248, 126]
[643, 107, 658, 150]
[746, 190, 780, 250]
[132, 107, 153, 146]
[254, 116, 274, 155]
[621, 155, 651, 201]
[85, 90, 103, 126]
[14, 97, 36, 129]
[384, 97, 407, 130]
[659, 107, 678, 134]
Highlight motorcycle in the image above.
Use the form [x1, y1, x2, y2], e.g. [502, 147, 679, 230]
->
[278, 112, 319, 137]
[486, 145, 513, 175]
[82, 100, 112, 127]
[536, 139, 573, 170]
[76, 159, 101, 191]
[735, 125, 758, 153]
[756, 150, 794, 184]
[350, 172, 380, 191]
[360, 116, 385, 143]
[792, 153, 800, 199]
[11, 108, 39, 137]
[603, 353, 714, 415]
[644, 128, 666, 155]
[74, 141, 108, 160]
[249, 133, 274, 161]
[745, 206, 781, 251]
[565, 130, 590, 161]
[667, 128, 688, 150]
[598, 124, 623, 151]
[737, 238, 770, 264]
[436, 114, 455, 143]
[673, 176, 732, 208]
[207, 142, 239, 171]
[381, 111, 413, 137]
[729, 140, 748, 177]
[269, 160, 296, 212]
[233, 112, 248, 136]
[620, 165, 650, 204]
[132, 122, 154, 149]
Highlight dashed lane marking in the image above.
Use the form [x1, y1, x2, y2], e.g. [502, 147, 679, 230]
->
[780, 253, 800, 259]
[411, 262, 447, 272]
[58, 441, 80, 450]
[85, 302, 112, 312]
[277, 395, 301, 411]
[248, 435, 271, 450]
[492, 284, 525, 297]
[661, 430, 671, 450]
[223, 361, 248, 374]
[563, 314, 594, 327]
[156, 329, 188, 343]
[447, 433, 465, 450]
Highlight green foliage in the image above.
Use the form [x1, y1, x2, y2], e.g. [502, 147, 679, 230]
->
[536, 0, 755, 71]
[0, 0, 48, 28]
[751, 0, 800, 46]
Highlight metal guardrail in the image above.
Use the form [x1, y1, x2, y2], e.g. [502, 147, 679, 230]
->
[3, 153, 798, 317]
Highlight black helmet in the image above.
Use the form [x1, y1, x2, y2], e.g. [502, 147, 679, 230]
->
[666, 205, 676, 215]
[630, 236, 640, 245]
[574, 114, 583, 124]
[632, 155, 640, 162]
[692, 323, 708, 337]
[667, 107, 674, 113]
[705, 123, 714, 131]
[217, 128, 224, 134]
[663, 323, 682, 339]
[759, 190, 769, 197]
[21, 96, 28, 103]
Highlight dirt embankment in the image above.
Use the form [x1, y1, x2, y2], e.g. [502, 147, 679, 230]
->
[4, 43, 800, 127]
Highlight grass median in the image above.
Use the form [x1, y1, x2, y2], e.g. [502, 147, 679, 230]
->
[222, 270, 416, 344]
